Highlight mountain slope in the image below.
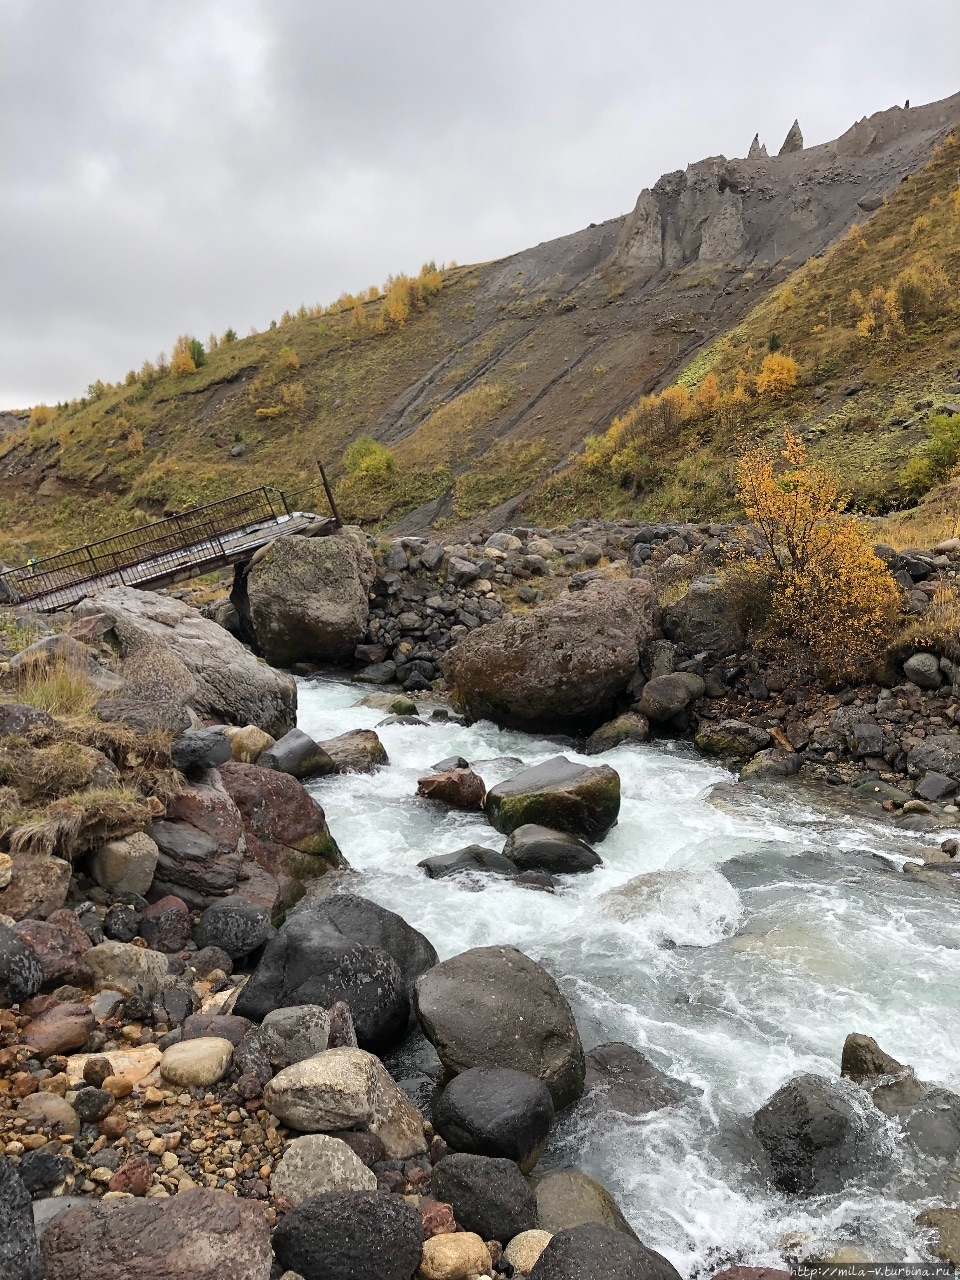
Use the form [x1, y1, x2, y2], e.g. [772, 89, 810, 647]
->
[2, 91, 958, 563]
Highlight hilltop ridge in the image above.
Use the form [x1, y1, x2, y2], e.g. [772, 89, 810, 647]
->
[2, 89, 959, 562]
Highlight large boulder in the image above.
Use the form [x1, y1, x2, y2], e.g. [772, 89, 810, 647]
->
[432, 1066, 556, 1172]
[662, 576, 744, 657]
[147, 772, 247, 906]
[40, 1187, 272, 1280]
[12, 913, 91, 989]
[444, 579, 658, 732]
[85, 586, 296, 736]
[0, 854, 71, 921]
[840, 1033, 906, 1083]
[271, 1190, 422, 1280]
[218, 762, 343, 905]
[752, 1073, 874, 1195]
[0, 1157, 43, 1280]
[533, 1170, 637, 1239]
[234, 912, 410, 1052]
[414, 945, 585, 1109]
[529, 1223, 681, 1280]
[485, 757, 620, 840]
[431, 1152, 538, 1243]
[503, 825, 601, 875]
[244, 528, 375, 666]
[262, 1046, 426, 1157]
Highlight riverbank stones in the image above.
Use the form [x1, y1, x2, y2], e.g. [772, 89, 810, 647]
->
[159, 1036, 234, 1087]
[433, 1066, 555, 1172]
[271, 1134, 377, 1203]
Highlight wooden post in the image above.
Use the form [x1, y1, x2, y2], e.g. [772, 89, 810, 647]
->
[317, 461, 343, 529]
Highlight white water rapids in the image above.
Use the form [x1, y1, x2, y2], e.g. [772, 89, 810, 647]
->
[297, 676, 960, 1273]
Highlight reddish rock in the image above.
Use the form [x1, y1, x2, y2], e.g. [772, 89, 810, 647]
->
[147, 774, 246, 907]
[22, 1003, 95, 1058]
[100, 1112, 127, 1138]
[108, 1155, 152, 1196]
[0, 854, 71, 920]
[422, 1199, 457, 1238]
[139, 895, 192, 952]
[417, 768, 486, 811]
[14, 914, 92, 989]
[41, 1187, 274, 1280]
[219, 762, 344, 905]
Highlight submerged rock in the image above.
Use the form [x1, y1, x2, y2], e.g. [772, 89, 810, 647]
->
[583, 1043, 682, 1116]
[485, 756, 620, 840]
[417, 767, 486, 810]
[584, 712, 650, 754]
[418, 845, 517, 880]
[318, 729, 389, 773]
[752, 1073, 874, 1195]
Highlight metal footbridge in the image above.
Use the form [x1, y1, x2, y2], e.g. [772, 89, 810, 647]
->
[0, 484, 334, 613]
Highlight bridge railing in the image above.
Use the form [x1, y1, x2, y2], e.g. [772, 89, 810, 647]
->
[0, 485, 291, 606]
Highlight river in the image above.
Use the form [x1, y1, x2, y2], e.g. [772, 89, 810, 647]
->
[297, 676, 960, 1273]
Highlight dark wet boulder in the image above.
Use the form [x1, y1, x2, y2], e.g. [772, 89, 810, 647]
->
[533, 1169, 638, 1239]
[503, 824, 601, 875]
[872, 1073, 960, 1160]
[271, 1189, 422, 1280]
[292, 892, 438, 995]
[485, 756, 620, 840]
[12, 914, 91, 990]
[433, 1066, 555, 1172]
[583, 1043, 682, 1116]
[257, 728, 336, 780]
[752, 1073, 873, 1195]
[529, 1223, 682, 1280]
[0, 1157, 43, 1280]
[194, 897, 272, 959]
[444, 579, 658, 733]
[234, 911, 410, 1053]
[414, 945, 585, 1109]
[431, 1152, 538, 1243]
[418, 845, 517, 880]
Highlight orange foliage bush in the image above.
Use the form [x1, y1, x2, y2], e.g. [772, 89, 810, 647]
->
[755, 353, 798, 399]
[733, 431, 900, 680]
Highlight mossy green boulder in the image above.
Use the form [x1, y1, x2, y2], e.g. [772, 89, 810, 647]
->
[485, 756, 620, 840]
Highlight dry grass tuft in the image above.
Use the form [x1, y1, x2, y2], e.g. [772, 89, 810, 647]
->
[893, 579, 960, 662]
[8, 787, 164, 859]
[13, 661, 101, 718]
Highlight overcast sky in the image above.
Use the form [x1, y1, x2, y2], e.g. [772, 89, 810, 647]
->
[2, 0, 958, 409]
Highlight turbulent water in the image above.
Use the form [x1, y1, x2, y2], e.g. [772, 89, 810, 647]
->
[298, 676, 960, 1273]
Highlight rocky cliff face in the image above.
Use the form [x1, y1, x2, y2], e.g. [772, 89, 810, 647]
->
[613, 96, 959, 281]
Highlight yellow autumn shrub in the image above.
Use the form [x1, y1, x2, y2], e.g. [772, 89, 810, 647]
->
[733, 431, 900, 681]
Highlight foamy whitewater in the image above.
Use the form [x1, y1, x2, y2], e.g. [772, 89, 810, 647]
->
[297, 676, 960, 1273]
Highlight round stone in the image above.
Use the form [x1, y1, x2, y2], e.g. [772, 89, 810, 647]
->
[159, 1037, 234, 1087]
